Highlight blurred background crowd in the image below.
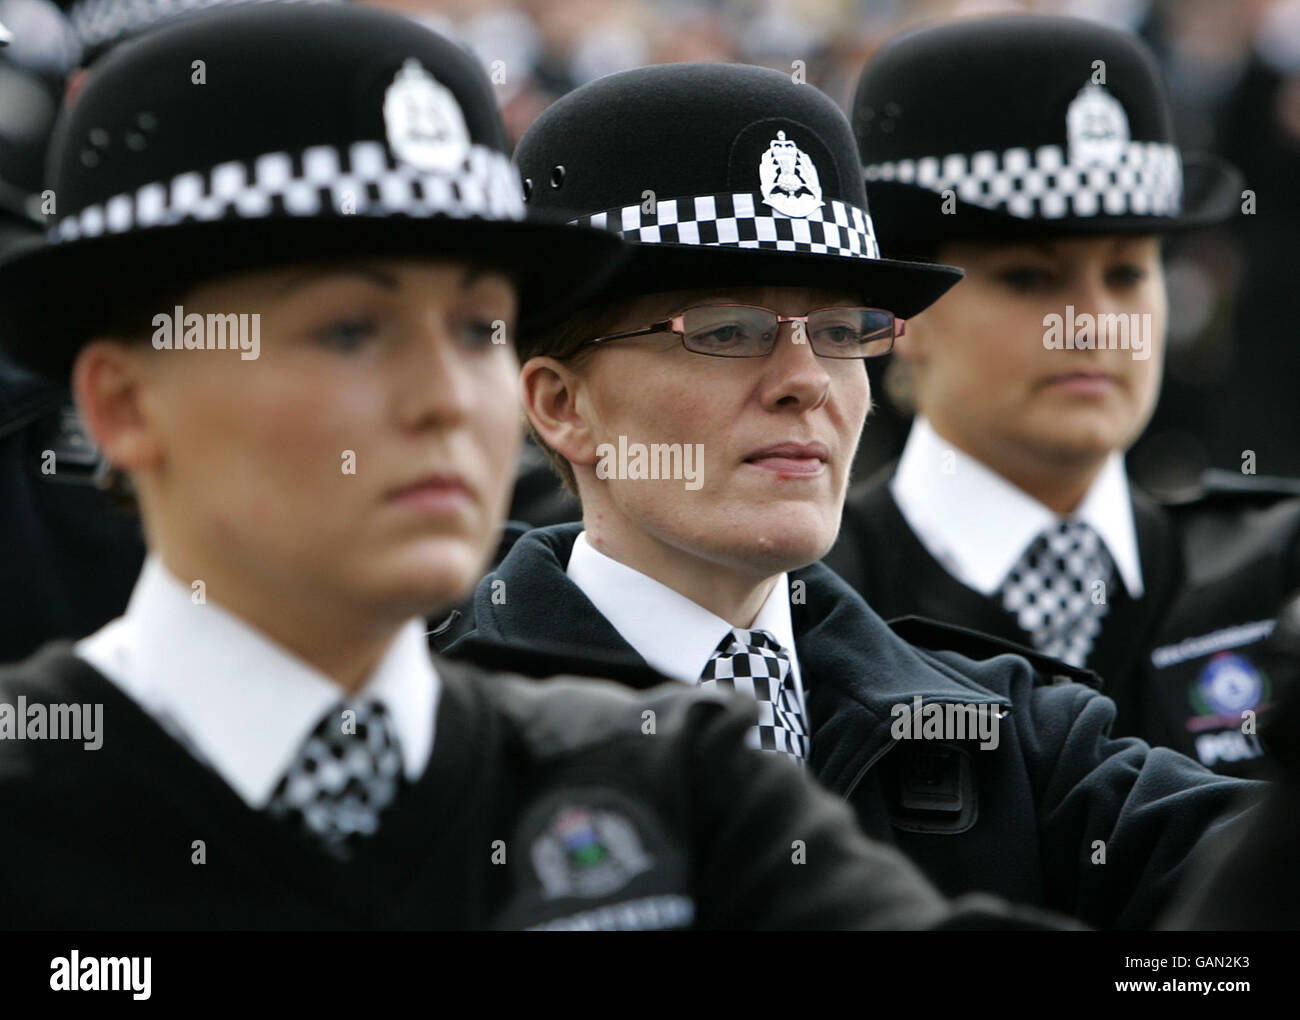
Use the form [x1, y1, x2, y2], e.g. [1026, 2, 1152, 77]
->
[0, 0, 1296, 490]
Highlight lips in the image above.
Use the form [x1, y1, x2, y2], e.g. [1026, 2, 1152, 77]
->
[743, 441, 829, 479]
[386, 472, 475, 514]
[1043, 372, 1120, 395]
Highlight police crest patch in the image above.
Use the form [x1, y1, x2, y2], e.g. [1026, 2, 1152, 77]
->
[493, 786, 693, 930]
[383, 58, 471, 173]
[531, 804, 653, 899]
[1191, 651, 1269, 719]
[759, 130, 823, 217]
[1066, 83, 1129, 168]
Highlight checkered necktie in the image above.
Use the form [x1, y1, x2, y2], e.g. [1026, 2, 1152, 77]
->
[700, 628, 808, 764]
[267, 700, 404, 859]
[999, 519, 1114, 668]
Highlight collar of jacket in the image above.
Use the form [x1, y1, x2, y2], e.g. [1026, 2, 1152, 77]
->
[471, 522, 1013, 795]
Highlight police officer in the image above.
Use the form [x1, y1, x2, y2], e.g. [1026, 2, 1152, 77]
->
[0, 3, 1053, 931]
[440, 59, 1260, 931]
[825, 15, 1300, 778]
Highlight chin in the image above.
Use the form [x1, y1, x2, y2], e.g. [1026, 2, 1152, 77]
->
[1019, 407, 1125, 459]
[364, 540, 490, 617]
[1054, 422, 1126, 459]
[723, 514, 836, 575]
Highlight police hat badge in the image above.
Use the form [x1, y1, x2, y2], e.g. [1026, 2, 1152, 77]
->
[759, 130, 823, 218]
[383, 57, 470, 174]
[1066, 83, 1129, 169]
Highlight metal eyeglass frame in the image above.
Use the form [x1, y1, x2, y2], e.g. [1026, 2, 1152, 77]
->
[577, 303, 905, 359]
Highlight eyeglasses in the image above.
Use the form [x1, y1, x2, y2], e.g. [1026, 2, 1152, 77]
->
[579, 303, 904, 359]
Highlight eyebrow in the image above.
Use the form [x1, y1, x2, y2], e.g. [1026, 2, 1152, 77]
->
[278, 264, 402, 296]
[461, 265, 512, 289]
[276, 264, 506, 297]
[1015, 242, 1060, 258]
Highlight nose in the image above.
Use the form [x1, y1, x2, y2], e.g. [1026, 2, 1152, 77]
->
[1064, 270, 1132, 361]
[392, 312, 483, 430]
[756, 318, 832, 412]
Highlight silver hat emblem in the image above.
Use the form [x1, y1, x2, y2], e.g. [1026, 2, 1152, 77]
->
[383, 58, 471, 173]
[1066, 83, 1130, 168]
[759, 130, 823, 218]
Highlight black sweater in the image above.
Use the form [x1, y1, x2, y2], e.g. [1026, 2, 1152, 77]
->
[0, 643, 1049, 930]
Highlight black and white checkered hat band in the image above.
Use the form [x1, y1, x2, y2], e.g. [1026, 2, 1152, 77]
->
[574, 192, 881, 260]
[864, 141, 1183, 219]
[70, 0, 328, 53]
[51, 141, 524, 243]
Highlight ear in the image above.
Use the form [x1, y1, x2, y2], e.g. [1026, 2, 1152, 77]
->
[71, 339, 162, 475]
[519, 355, 600, 469]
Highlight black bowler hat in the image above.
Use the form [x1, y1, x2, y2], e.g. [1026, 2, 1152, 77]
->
[515, 62, 962, 319]
[852, 15, 1243, 252]
[0, 2, 624, 379]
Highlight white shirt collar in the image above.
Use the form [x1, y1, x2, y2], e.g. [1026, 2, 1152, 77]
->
[890, 417, 1144, 598]
[566, 531, 802, 689]
[75, 556, 439, 808]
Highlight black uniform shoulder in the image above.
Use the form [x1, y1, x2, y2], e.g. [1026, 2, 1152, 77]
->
[442, 633, 670, 690]
[426, 521, 534, 651]
[888, 614, 1103, 690]
[1157, 468, 1300, 509]
[0, 643, 105, 782]
[1152, 470, 1300, 587]
[434, 654, 751, 764]
[0, 641, 95, 704]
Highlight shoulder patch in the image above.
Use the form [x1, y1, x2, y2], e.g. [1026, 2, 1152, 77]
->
[493, 786, 694, 930]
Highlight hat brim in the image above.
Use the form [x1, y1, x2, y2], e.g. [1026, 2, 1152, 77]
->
[581, 242, 964, 320]
[868, 151, 1243, 252]
[0, 215, 627, 380]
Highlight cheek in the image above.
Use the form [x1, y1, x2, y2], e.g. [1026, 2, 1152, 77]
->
[1132, 351, 1164, 407]
[929, 300, 1040, 396]
[474, 359, 524, 490]
[215, 360, 381, 507]
[833, 366, 870, 430]
[589, 360, 717, 443]
[273, 369, 379, 482]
